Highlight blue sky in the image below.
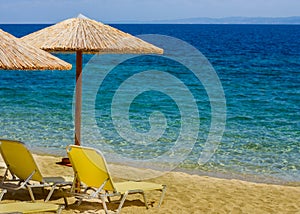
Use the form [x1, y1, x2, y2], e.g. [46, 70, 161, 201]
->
[1, 0, 300, 23]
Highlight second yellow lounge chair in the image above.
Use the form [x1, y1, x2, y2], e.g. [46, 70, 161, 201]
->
[66, 145, 166, 214]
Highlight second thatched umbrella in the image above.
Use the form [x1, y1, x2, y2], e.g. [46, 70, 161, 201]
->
[22, 15, 163, 146]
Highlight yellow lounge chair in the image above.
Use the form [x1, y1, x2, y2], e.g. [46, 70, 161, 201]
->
[66, 145, 166, 214]
[0, 202, 64, 214]
[0, 139, 72, 202]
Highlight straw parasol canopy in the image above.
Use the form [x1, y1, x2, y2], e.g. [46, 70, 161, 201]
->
[21, 15, 163, 146]
[21, 15, 163, 54]
[0, 28, 71, 70]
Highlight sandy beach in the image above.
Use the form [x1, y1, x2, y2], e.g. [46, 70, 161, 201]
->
[0, 154, 299, 214]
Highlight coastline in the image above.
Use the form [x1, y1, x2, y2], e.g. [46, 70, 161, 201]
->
[1, 154, 300, 213]
[30, 148, 300, 186]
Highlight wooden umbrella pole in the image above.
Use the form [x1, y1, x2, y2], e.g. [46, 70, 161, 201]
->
[75, 50, 83, 146]
[74, 51, 83, 192]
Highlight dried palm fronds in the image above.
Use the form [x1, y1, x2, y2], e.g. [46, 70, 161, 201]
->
[0, 28, 71, 70]
[22, 16, 163, 54]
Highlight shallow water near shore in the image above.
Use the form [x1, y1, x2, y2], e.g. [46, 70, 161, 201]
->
[0, 24, 299, 184]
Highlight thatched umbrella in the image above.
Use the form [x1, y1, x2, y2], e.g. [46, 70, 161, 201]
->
[22, 15, 163, 146]
[0, 28, 71, 70]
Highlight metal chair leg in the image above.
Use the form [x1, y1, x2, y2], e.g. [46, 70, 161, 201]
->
[116, 192, 129, 214]
[158, 185, 167, 207]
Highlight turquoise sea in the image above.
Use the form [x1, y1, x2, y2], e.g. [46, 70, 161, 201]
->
[0, 24, 299, 184]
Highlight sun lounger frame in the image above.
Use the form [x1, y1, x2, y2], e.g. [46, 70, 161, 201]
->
[66, 145, 166, 214]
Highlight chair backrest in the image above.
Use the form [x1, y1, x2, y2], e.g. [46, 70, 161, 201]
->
[66, 145, 116, 192]
[0, 139, 44, 182]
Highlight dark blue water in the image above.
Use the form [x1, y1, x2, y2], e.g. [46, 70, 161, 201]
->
[0, 24, 299, 184]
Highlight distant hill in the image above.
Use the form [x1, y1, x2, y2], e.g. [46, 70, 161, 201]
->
[114, 16, 300, 24]
[159, 16, 300, 24]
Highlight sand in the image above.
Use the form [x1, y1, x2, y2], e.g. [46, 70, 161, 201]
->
[1, 154, 300, 214]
